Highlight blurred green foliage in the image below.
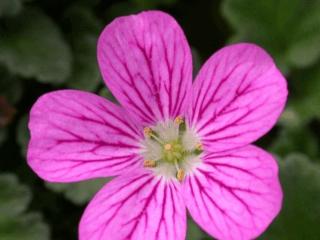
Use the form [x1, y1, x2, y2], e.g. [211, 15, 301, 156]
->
[45, 179, 108, 205]
[222, 0, 320, 72]
[0, 8, 72, 83]
[0, 0, 320, 239]
[288, 63, 320, 124]
[262, 154, 320, 240]
[63, 6, 103, 91]
[270, 125, 319, 159]
[0, 0, 23, 17]
[0, 174, 49, 240]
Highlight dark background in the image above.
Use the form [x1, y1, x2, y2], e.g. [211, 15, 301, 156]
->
[1, 0, 320, 239]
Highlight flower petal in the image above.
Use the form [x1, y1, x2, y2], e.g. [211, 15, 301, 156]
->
[27, 90, 143, 182]
[183, 145, 282, 240]
[188, 43, 287, 152]
[98, 11, 192, 124]
[79, 170, 186, 240]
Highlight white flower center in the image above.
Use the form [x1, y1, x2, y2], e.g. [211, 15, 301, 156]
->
[140, 117, 202, 182]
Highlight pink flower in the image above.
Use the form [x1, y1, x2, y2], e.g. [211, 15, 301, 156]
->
[27, 11, 287, 240]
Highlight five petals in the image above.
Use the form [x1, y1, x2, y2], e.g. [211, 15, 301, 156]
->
[26, 10, 287, 240]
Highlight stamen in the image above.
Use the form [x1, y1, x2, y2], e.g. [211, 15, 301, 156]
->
[143, 159, 157, 168]
[176, 169, 185, 182]
[173, 159, 180, 171]
[164, 143, 172, 151]
[194, 142, 203, 155]
[175, 116, 186, 132]
[144, 127, 164, 144]
[174, 116, 184, 125]
[195, 143, 202, 151]
[142, 119, 201, 182]
[143, 127, 153, 137]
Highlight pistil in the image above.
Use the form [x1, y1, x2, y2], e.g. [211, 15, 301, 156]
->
[142, 118, 202, 182]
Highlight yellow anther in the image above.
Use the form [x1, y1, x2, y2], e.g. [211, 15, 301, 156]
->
[143, 159, 156, 168]
[176, 169, 185, 182]
[144, 127, 153, 137]
[195, 143, 203, 151]
[174, 116, 184, 125]
[164, 143, 172, 151]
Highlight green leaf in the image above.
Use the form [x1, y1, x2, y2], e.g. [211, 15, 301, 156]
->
[99, 87, 117, 103]
[0, 173, 50, 240]
[0, 67, 23, 104]
[261, 154, 320, 239]
[106, 2, 144, 20]
[277, 108, 302, 128]
[187, 217, 208, 240]
[222, 0, 320, 71]
[287, 63, 320, 123]
[66, 34, 101, 91]
[63, 6, 101, 35]
[0, 174, 31, 219]
[0, 8, 72, 84]
[270, 126, 318, 159]
[45, 178, 109, 205]
[0, 213, 49, 240]
[16, 114, 29, 157]
[63, 6, 102, 91]
[0, 0, 22, 17]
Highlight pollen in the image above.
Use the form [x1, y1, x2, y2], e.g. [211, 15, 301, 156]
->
[176, 169, 185, 182]
[194, 142, 203, 155]
[195, 143, 202, 151]
[174, 116, 184, 125]
[143, 159, 157, 168]
[164, 143, 172, 151]
[143, 127, 153, 137]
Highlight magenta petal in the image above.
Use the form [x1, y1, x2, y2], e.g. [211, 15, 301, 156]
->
[98, 11, 192, 124]
[27, 90, 143, 182]
[183, 145, 282, 240]
[79, 170, 186, 240]
[188, 43, 287, 151]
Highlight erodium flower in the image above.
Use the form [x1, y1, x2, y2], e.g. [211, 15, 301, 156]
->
[27, 11, 287, 240]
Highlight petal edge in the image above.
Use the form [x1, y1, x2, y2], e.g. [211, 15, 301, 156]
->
[183, 145, 282, 240]
[98, 11, 192, 124]
[79, 170, 186, 240]
[27, 90, 142, 182]
[188, 43, 288, 152]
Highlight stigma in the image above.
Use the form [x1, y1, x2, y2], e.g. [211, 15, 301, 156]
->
[141, 116, 202, 182]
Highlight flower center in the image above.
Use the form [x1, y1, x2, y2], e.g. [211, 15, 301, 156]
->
[163, 141, 184, 163]
[141, 116, 202, 182]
